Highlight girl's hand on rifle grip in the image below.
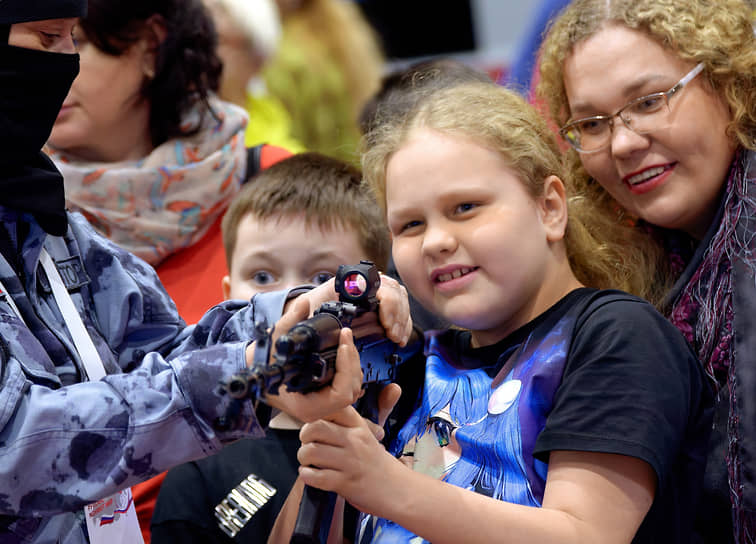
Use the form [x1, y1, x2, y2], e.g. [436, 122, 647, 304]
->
[298, 402, 406, 516]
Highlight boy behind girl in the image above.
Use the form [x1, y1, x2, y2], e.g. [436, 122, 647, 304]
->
[221, 152, 389, 300]
[150, 152, 391, 543]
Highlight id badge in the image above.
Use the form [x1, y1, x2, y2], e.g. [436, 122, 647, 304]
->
[84, 487, 144, 544]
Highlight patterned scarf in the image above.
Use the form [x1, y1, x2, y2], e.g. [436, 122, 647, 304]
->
[46, 98, 248, 266]
[668, 149, 756, 543]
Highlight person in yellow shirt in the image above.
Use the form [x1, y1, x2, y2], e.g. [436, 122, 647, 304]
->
[204, 0, 305, 152]
[264, 0, 385, 164]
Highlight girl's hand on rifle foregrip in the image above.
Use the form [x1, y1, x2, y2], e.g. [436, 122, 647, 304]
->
[280, 275, 413, 346]
[245, 297, 363, 423]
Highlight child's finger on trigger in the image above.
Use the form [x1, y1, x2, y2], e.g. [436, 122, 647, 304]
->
[332, 328, 362, 403]
[299, 418, 344, 448]
[365, 420, 386, 441]
[377, 383, 402, 428]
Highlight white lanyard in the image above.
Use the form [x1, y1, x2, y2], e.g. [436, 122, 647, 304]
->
[39, 248, 106, 381]
[38, 249, 144, 543]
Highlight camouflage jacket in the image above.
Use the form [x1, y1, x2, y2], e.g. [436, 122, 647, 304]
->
[0, 209, 287, 543]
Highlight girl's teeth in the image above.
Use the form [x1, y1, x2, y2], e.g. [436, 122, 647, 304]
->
[438, 267, 472, 283]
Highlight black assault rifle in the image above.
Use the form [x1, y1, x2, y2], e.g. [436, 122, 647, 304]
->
[217, 261, 421, 543]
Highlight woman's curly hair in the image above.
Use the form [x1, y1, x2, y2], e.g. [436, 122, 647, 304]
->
[535, 0, 756, 305]
[80, 0, 223, 147]
[538, 0, 756, 151]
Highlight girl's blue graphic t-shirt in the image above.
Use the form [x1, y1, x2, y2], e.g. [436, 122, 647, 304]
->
[357, 288, 712, 544]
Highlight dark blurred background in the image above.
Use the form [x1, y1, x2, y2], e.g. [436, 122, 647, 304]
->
[356, 0, 477, 59]
[353, 0, 554, 84]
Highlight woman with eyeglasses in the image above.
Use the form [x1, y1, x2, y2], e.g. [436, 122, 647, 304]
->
[538, 0, 756, 542]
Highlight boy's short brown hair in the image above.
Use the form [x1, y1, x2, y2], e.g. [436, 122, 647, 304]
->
[222, 152, 390, 270]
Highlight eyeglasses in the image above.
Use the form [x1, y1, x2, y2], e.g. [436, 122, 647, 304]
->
[559, 62, 705, 154]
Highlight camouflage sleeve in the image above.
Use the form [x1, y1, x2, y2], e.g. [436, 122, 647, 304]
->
[0, 293, 295, 518]
[0, 216, 295, 518]
[0, 342, 249, 516]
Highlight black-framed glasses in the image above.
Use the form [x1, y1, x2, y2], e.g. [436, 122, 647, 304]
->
[559, 62, 705, 154]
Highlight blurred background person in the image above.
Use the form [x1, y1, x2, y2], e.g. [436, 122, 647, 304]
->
[204, 0, 305, 152]
[263, 0, 385, 163]
[45, 0, 290, 328]
[497, 0, 570, 99]
[359, 57, 494, 136]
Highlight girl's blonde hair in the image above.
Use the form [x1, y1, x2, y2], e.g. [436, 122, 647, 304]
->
[362, 82, 655, 294]
[536, 0, 756, 304]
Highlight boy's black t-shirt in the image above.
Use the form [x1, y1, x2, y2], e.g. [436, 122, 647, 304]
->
[151, 428, 299, 543]
[441, 288, 713, 544]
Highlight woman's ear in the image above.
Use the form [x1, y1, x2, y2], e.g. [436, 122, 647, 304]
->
[538, 175, 569, 243]
[140, 14, 167, 80]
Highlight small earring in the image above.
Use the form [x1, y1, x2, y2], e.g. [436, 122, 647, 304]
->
[144, 66, 155, 80]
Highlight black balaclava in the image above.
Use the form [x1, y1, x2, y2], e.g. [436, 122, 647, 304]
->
[0, 0, 87, 236]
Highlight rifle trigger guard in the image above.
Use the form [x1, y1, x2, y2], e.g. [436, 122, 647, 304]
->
[312, 353, 330, 383]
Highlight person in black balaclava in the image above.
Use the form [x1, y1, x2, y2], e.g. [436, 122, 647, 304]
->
[0, 0, 84, 235]
[0, 1, 395, 542]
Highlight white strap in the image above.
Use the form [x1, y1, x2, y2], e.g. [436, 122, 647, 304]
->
[35, 252, 142, 543]
[39, 249, 106, 381]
